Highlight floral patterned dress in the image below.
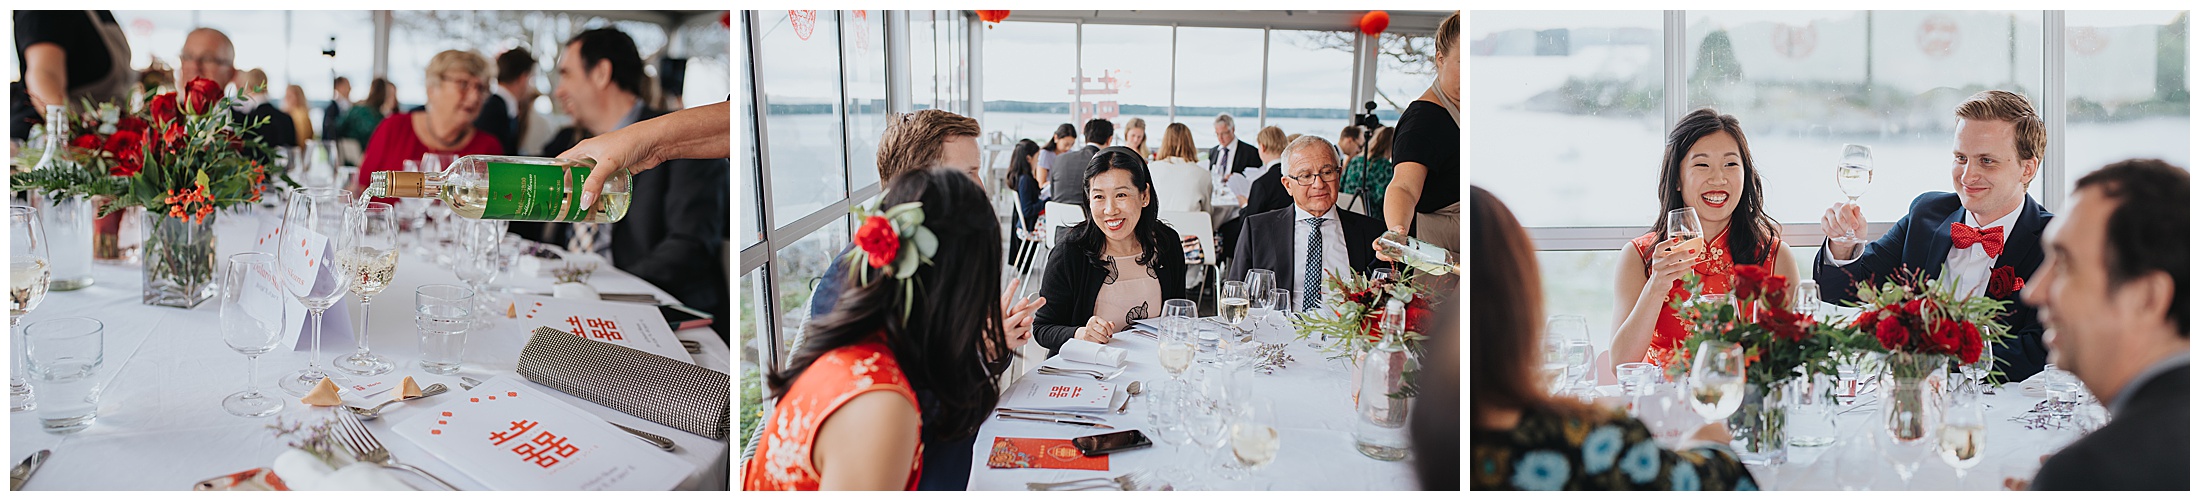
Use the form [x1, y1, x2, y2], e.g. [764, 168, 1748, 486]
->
[1629, 227, 1779, 368]
[1472, 407, 1756, 490]
[743, 336, 923, 490]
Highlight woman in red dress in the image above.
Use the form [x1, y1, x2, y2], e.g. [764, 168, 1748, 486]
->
[1612, 109, 1797, 370]
[745, 167, 1009, 490]
[348, 49, 503, 204]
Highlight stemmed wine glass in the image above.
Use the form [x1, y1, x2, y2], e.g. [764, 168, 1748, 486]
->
[1939, 388, 1988, 487]
[1834, 144, 1874, 245]
[1219, 280, 1252, 329]
[1185, 366, 1241, 482]
[1667, 207, 1705, 249]
[1158, 309, 1198, 379]
[219, 252, 287, 417]
[1688, 340, 1745, 422]
[454, 220, 505, 327]
[1143, 379, 1193, 484]
[276, 187, 358, 396]
[1547, 315, 1592, 393]
[1243, 269, 1276, 329]
[11, 205, 52, 411]
[333, 202, 398, 376]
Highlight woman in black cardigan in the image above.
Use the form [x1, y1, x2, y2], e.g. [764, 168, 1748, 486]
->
[1034, 146, 1186, 355]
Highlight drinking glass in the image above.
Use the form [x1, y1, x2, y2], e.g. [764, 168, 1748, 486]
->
[1219, 280, 1251, 327]
[1939, 387, 1988, 487]
[1242, 269, 1276, 303]
[1158, 315, 1198, 379]
[1795, 279, 1822, 317]
[1264, 288, 1291, 335]
[1833, 144, 1874, 245]
[1687, 340, 1745, 422]
[277, 188, 357, 396]
[1185, 366, 1240, 482]
[1788, 371, 1841, 447]
[1546, 315, 1591, 391]
[334, 202, 398, 376]
[300, 141, 339, 189]
[11, 205, 52, 411]
[454, 220, 504, 326]
[1143, 379, 1193, 480]
[1540, 336, 1570, 396]
[415, 284, 474, 374]
[219, 253, 286, 417]
[26, 317, 102, 433]
[1228, 396, 1279, 478]
[1616, 362, 1658, 396]
[1666, 207, 1704, 245]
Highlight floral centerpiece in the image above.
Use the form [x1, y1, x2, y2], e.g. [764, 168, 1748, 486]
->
[1289, 268, 1437, 356]
[11, 78, 292, 307]
[1840, 267, 2013, 441]
[1664, 264, 1876, 465]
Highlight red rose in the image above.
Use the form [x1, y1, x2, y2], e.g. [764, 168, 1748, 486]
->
[116, 117, 148, 134]
[1874, 314, 1909, 350]
[1762, 307, 1812, 342]
[1852, 308, 1880, 330]
[1762, 274, 1791, 306]
[1404, 297, 1432, 333]
[148, 93, 181, 124]
[159, 123, 188, 154]
[1734, 265, 1770, 298]
[1988, 266, 2025, 299]
[1928, 318, 1963, 355]
[70, 134, 100, 151]
[1957, 321, 1985, 365]
[854, 215, 900, 269]
[102, 130, 140, 154]
[182, 77, 224, 115]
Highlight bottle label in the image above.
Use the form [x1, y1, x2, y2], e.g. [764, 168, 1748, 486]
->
[481, 162, 586, 221]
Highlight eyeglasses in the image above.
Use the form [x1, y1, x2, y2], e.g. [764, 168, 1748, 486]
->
[1286, 169, 1343, 185]
[178, 54, 232, 67]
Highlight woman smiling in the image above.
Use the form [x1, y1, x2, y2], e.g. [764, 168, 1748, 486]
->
[1032, 146, 1187, 356]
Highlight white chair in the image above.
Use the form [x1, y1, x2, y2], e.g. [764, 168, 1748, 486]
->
[1043, 201, 1084, 249]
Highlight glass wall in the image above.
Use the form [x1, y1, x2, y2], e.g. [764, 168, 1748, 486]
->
[758, 10, 846, 228]
[1269, 29, 1357, 140]
[1080, 24, 1175, 147]
[1175, 27, 1268, 147]
[978, 21, 1078, 144]
[846, 10, 889, 191]
[1470, 11, 1668, 228]
[2064, 11, 2191, 182]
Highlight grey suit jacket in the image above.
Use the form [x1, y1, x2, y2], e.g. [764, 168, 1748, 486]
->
[1049, 144, 1099, 203]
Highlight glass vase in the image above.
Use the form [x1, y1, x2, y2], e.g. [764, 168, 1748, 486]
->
[1353, 340, 1416, 461]
[142, 212, 218, 308]
[1881, 352, 1948, 443]
[92, 205, 126, 263]
[1728, 380, 1788, 465]
[31, 192, 95, 291]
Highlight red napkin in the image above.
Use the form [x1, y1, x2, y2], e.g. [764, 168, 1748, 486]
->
[987, 437, 1109, 471]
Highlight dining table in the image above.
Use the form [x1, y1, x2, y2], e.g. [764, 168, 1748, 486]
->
[8, 207, 731, 490]
[966, 312, 1423, 490]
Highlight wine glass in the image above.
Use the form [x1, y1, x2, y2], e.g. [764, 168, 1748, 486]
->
[1219, 280, 1251, 328]
[1834, 144, 1874, 244]
[454, 220, 504, 327]
[1185, 366, 1241, 482]
[1687, 340, 1745, 422]
[1158, 315, 1198, 379]
[1547, 315, 1591, 392]
[1833, 432, 1881, 490]
[300, 141, 338, 189]
[333, 202, 398, 376]
[1143, 379, 1193, 482]
[1264, 288, 1290, 334]
[276, 187, 358, 396]
[1228, 396, 1279, 476]
[1666, 207, 1704, 247]
[11, 205, 52, 411]
[1939, 387, 1988, 487]
[1243, 269, 1276, 303]
[219, 252, 286, 417]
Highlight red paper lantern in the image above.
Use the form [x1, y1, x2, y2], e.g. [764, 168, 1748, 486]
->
[977, 10, 1011, 24]
[1359, 11, 1390, 36]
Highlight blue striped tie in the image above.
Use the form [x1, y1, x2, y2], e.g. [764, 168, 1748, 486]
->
[1303, 217, 1323, 311]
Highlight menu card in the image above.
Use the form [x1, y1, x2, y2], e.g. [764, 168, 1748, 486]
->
[391, 378, 693, 490]
[251, 216, 351, 350]
[998, 375, 1115, 413]
[987, 437, 1107, 470]
[510, 294, 691, 364]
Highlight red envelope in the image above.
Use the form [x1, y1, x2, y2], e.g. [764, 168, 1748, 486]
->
[987, 437, 1109, 471]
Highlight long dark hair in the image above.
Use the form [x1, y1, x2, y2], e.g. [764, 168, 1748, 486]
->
[769, 167, 1007, 443]
[1004, 138, 1040, 189]
[1469, 186, 1589, 431]
[1651, 108, 1779, 266]
[1047, 123, 1077, 153]
[360, 77, 393, 113]
[1067, 146, 1167, 269]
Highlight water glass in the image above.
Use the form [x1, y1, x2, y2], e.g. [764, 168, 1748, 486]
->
[1161, 298, 1196, 335]
[1795, 279, 1822, 317]
[1788, 372, 1841, 447]
[220, 253, 286, 418]
[415, 284, 474, 374]
[1243, 269, 1276, 302]
[1939, 388, 1988, 486]
[1616, 362, 1658, 396]
[27, 317, 103, 433]
[1228, 396, 1279, 476]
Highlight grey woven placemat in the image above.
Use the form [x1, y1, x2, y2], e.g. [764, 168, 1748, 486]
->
[517, 327, 731, 440]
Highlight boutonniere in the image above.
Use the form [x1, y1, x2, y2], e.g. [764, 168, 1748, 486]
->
[1987, 265, 2025, 300]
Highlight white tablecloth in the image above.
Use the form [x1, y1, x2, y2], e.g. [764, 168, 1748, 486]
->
[967, 315, 1420, 490]
[9, 210, 731, 490]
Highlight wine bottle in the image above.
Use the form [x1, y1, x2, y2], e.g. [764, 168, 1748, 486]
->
[1375, 230, 1456, 275]
[364, 155, 631, 223]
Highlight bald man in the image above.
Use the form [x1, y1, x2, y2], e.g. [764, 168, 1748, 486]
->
[178, 28, 295, 150]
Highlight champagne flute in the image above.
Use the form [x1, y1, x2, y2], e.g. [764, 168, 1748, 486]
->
[276, 188, 358, 396]
[10, 205, 52, 411]
[219, 252, 286, 417]
[1219, 280, 1251, 327]
[1939, 388, 1988, 487]
[1834, 144, 1873, 244]
[1688, 340, 1745, 422]
[333, 202, 398, 376]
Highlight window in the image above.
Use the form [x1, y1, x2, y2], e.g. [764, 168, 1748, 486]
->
[286, 11, 375, 105]
[1470, 11, 1668, 228]
[1175, 27, 1267, 147]
[1373, 31, 1437, 125]
[739, 15, 763, 251]
[1079, 24, 1175, 148]
[980, 21, 1078, 145]
[2065, 11, 2191, 182]
[758, 10, 846, 228]
[773, 221, 851, 355]
[845, 10, 889, 191]
[909, 12, 936, 111]
[737, 269, 768, 437]
[1269, 30, 1356, 140]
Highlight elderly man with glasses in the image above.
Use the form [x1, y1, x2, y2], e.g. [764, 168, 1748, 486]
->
[1227, 135, 1387, 310]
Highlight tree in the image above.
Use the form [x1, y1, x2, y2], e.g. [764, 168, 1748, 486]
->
[1295, 31, 1439, 112]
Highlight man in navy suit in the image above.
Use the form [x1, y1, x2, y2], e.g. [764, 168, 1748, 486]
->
[1817, 90, 2054, 382]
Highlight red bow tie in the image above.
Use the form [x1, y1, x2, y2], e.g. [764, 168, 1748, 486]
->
[1950, 222, 2005, 258]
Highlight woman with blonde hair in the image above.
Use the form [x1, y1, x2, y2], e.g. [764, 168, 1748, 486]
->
[282, 84, 316, 143]
[1122, 117, 1150, 159]
[351, 50, 504, 202]
[1147, 122, 1211, 212]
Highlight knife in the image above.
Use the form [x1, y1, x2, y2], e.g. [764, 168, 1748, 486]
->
[995, 414, 1113, 429]
[11, 450, 48, 491]
[995, 408, 1109, 421]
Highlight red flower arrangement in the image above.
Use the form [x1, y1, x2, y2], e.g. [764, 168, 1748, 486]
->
[1842, 267, 2013, 377]
[1289, 265, 1439, 356]
[1667, 265, 1874, 385]
[12, 77, 291, 220]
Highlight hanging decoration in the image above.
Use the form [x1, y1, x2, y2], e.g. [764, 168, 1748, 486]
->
[977, 10, 1011, 28]
[1359, 11, 1391, 37]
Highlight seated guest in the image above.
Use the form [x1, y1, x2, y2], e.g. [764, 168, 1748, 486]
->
[1049, 118, 1111, 202]
[350, 50, 504, 204]
[1209, 114, 1262, 186]
[745, 167, 1010, 490]
[1036, 123, 1075, 198]
[1344, 126, 1395, 216]
[336, 77, 395, 150]
[1005, 139, 1045, 271]
[1034, 147, 1187, 355]
[231, 68, 298, 150]
[322, 76, 351, 140]
[1238, 126, 1290, 213]
[175, 30, 294, 157]
[1471, 185, 1756, 491]
[1122, 117, 1150, 159]
[2020, 159, 2188, 491]
[474, 48, 537, 156]
[1229, 135, 1384, 309]
[282, 84, 317, 143]
[1612, 108, 1795, 370]
[1817, 90, 2054, 382]
[1337, 125, 1364, 159]
[1147, 123, 1212, 212]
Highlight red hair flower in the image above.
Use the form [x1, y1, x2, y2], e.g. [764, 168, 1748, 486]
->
[854, 215, 900, 269]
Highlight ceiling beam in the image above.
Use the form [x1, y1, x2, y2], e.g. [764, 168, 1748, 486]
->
[998, 10, 1450, 35]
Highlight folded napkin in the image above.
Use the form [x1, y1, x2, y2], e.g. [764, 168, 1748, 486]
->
[1060, 338, 1128, 367]
[516, 326, 731, 440]
[987, 437, 1108, 470]
[268, 449, 415, 491]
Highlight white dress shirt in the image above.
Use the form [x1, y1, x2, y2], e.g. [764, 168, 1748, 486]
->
[1293, 205, 1352, 298]
[1827, 205, 2018, 299]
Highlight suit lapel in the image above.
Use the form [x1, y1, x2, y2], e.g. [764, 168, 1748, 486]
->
[1923, 201, 1967, 277]
[1994, 196, 2049, 272]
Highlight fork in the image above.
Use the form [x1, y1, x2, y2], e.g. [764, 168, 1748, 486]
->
[331, 411, 462, 490]
[1027, 473, 1135, 491]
